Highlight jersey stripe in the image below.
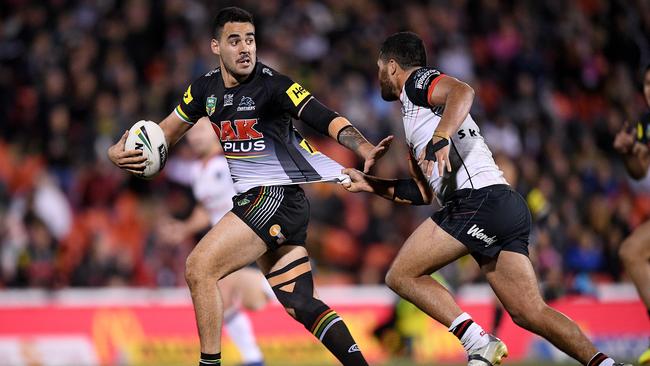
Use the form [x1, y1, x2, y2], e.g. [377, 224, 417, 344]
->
[426, 74, 446, 105]
[272, 135, 322, 183]
[174, 105, 194, 124]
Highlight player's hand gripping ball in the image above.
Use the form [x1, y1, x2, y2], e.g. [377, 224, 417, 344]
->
[125, 120, 169, 179]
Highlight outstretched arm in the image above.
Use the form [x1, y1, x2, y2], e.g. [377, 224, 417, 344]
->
[296, 95, 393, 173]
[341, 152, 433, 205]
[329, 117, 394, 173]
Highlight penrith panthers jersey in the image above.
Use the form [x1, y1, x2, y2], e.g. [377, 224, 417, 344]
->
[400, 67, 507, 202]
[174, 62, 345, 194]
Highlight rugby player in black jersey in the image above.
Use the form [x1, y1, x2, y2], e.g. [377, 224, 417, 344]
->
[108, 7, 391, 366]
[343, 31, 631, 366]
[613, 64, 650, 365]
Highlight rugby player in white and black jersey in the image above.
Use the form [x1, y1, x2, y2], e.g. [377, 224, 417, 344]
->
[342, 32, 630, 366]
[108, 7, 392, 366]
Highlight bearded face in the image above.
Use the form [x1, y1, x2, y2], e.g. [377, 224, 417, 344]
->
[378, 60, 398, 101]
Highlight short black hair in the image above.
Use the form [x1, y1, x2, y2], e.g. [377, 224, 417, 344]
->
[212, 7, 254, 39]
[379, 32, 427, 69]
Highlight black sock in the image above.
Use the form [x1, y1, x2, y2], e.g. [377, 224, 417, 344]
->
[311, 309, 368, 366]
[199, 352, 221, 365]
[491, 306, 504, 337]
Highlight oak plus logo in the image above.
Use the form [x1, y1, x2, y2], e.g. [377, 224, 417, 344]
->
[215, 119, 266, 154]
[466, 224, 497, 246]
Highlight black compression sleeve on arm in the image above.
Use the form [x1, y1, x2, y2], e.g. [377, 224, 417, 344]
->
[299, 98, 339, 135]
[393, 179, 426, 205]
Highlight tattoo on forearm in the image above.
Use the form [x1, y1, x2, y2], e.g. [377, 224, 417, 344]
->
[337, 125, 368, 151]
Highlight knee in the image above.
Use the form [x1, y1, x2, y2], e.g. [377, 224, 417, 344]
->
[275, 289, 325, 324]
[506, 301, 546, 331]
[384, 267, 406, 295]
[184, 253, 208, 289]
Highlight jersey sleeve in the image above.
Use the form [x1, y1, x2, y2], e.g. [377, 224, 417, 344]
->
[269, 73, 314, 118]
[404, 67, 445, 107]
[174, 76, 209, 125]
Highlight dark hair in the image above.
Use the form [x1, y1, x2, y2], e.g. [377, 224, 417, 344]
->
[212, 7, 254, 39]
[379, 32, 427, 69]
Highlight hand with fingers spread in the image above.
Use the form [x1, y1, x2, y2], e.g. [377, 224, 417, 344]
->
[363, 135, 394, 173]
[107, 130, 148, 175]
[418, 132, 452, 178]
[613, 121, 637, 155]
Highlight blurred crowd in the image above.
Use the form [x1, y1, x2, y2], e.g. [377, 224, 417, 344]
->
[1, 0, 650, 298]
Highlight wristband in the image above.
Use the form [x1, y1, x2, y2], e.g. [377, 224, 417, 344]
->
[432, 131, 449, 140]
[424, 138, 449, 161]
[394, 179, 426, 205]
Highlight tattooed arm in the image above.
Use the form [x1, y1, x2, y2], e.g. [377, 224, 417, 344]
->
[329, 117, 393, 173]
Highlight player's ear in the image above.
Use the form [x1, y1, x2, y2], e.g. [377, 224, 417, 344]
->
[388, 59, 397, 75]
[211, 38, 220, 56]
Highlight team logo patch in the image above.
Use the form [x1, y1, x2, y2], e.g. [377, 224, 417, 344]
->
[269, 224, 286, 244]
[206, 95, 217, 116]
[237, 96, 256, 111]
[183, 85, 193, 105]
[237, 198, 250, 206]
[286, 82, 310, 107]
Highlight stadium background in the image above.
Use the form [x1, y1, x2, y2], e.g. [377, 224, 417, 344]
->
[0, 0, 648, 365]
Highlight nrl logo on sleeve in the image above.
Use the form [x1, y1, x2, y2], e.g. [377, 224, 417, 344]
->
[206, 95, 217, 116]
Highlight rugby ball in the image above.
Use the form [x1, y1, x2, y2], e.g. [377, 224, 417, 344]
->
[125, 120, 168, 179]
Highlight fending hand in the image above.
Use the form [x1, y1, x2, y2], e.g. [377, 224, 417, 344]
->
[363, 135, 393, 173]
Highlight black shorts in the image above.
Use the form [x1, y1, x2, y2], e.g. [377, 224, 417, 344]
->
[231, 185, 309, 250]
[431, 184, 531, 263]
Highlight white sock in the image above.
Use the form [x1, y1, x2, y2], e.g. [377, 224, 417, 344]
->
[224, 309, 263, 363]
[588, 352, 615, 366]
[448, 312, 490, 352]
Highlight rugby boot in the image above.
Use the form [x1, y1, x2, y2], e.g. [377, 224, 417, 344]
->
[467, 334, 508, 366]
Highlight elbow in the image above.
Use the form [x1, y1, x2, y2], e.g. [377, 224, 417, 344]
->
[461, 82, 475, 101]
